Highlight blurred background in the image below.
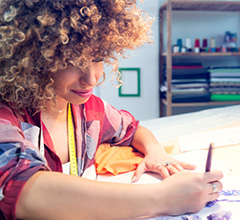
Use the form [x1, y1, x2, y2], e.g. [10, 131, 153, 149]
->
[93, 0, 240, 121]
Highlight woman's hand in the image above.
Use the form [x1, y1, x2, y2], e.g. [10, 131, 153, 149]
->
[132, 144, 196, 182]
[154, 169, 223, 216]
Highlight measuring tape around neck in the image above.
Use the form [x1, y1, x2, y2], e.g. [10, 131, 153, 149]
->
[68, 103, 78, 176]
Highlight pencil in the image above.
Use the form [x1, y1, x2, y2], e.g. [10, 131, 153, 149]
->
[205, 143, 213, 172]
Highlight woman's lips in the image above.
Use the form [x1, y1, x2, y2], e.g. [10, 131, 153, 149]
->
[72, 89, 93, 98]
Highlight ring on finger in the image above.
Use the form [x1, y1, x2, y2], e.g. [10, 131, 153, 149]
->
[157, 162, 171, 168]
[165, 162, 170, 166]
[212, 183, 218, 193]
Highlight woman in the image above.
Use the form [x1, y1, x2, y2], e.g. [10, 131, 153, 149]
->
[0, 0, 223, 219]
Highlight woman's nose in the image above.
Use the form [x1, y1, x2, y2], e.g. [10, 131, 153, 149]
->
[79, 60, 103, 86]
[80, 73, 96, 86]
[80, 62, 103, 87]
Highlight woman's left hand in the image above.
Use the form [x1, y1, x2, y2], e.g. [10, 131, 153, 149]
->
[132, 145, 196, 183]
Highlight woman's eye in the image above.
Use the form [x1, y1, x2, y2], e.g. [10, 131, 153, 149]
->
[92, 58, 104, 63]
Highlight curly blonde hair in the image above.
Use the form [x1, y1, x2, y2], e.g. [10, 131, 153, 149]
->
[0, 0, 153, 113]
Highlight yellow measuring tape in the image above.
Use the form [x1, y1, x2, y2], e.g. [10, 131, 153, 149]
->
[68, 103, 78, 176]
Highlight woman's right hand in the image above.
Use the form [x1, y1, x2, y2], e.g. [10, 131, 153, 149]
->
[154, 169, 223, 216]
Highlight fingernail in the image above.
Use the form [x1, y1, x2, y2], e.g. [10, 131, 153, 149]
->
[131, 176, 136, 184]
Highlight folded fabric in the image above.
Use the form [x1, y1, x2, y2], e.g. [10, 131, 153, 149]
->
[210, 78, 240, 83]
[172, 62, 203, 67]
[172, 66, 203, 69]
[171, 68, 207, 75]
[172, 79, 208, 84]
[160, 85, 208, 92]
[163, 68, 208, 80]
[211, 94, 240, 101]
[170, 92, 210, 103]
[172, 83, 209, 89]
[210, 82, 240, 87]
[208, 67, 240, 72]
[95, 144, 144, 175]
[208, 65, 240, 70]
[172, 88, 208, 94]
[210, 86, 240, 94]
[210, 72, 240, 78]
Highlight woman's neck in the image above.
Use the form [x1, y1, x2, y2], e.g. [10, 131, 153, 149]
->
[41, 98, 70, 164]
[42, 98, 68, 122]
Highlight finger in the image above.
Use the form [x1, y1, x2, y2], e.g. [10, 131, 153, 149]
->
[178, 161, 197, 170]
[166, 164, 180, 175]
[205, 169, 224, 182]
[208, 181, 223, 194]
[170, 162, 184, 171]
[207, 192, 220, 203]
[132, 163, 146, 183]
[157, 165, 170, 179]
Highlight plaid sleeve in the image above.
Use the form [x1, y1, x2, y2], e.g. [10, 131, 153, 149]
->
[84, 95, 139, 146]
[0, 124, 49, 220]
[101, 102, 139, 146]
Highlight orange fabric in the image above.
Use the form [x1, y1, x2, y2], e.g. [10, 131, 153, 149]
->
[95, 144, 144, 175]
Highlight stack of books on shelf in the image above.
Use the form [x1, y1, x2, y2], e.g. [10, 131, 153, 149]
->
[161, 63, 210, 103]
[208, 66, 240, 101]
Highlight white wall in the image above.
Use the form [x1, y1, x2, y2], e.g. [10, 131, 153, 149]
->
[94, 0, 160, 121]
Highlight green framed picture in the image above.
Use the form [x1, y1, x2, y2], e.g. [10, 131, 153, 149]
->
[118, 68, 141, 97]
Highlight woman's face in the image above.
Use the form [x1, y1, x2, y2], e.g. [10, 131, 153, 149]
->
[52, 58, 103, 106]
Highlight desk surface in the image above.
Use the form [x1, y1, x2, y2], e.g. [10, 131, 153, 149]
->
[213, 145, 240, 174]
[140, 105, 240, 144]
[140, 105, 240, 171]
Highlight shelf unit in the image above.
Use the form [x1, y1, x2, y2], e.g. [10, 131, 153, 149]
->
[159, 0, 240, 117]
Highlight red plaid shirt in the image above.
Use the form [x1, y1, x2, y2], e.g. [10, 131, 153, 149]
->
[0, 95, 138, 219]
